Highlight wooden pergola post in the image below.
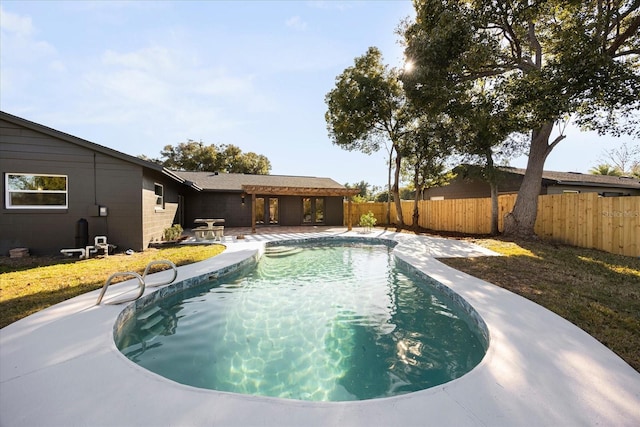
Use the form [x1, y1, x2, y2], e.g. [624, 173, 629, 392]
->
[347, 198, 353, 231]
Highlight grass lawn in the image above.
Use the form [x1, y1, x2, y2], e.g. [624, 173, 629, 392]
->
[0, 244, 224, 328]
[439, 237, 640, 373]
[1, 235, 639, 374]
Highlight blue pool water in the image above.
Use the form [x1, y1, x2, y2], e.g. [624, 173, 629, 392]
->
[115, 242, 487, 401]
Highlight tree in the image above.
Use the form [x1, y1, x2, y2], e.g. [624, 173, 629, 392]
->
[599, 142, 640, 175]
[155, 140, 271, 174]
[403, 0, 640, 238]
[325, 47, 415, 227]
[589, 164, 623, 176]
[345, 180, 371, 199]
[455, 89, 527, 235]
[400, 118, 456, 231]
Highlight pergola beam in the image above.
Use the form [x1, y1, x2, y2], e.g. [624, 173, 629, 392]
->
[242, 185, 359, 197]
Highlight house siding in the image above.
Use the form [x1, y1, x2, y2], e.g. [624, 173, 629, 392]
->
[141, 171, 182, 246]
[0, 118, 145, 254]
[184, 192, 252, 228]
[423, 169, 640, 200]
[324, 197, 345, 226]
[183, 193, 345, 228]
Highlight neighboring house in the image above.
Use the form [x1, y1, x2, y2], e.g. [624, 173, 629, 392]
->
[1, 111, 357, 255]
[423, 165, 640, 200]
[174, 171, 358, 231]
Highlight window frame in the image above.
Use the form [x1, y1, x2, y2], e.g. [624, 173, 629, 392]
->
[5, 173, 68, 209]
[154, 183, 164, 210]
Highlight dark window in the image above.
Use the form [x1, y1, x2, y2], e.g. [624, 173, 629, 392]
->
[154, 183, 164, 209]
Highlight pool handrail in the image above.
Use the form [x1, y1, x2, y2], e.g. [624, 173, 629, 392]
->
[96, 272, 145, 305]
[143, 260, 178, 287]
[96, 259, 178, 305]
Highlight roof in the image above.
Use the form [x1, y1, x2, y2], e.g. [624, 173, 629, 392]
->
[173, 171, 359, 196]
[501, 167, 640, 189]
[0, 111, 197, 189]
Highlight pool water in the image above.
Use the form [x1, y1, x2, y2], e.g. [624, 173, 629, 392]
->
[116, 243, 487, 401]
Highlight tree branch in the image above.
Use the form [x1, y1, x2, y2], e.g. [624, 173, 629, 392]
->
[612, 48, 640, 57]
[607, 14, 640, 56]
[549, 134, 566, 151]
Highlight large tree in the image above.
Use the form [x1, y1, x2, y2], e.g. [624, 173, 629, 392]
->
[403, 0, 640, 238]
[400, 119, 455, 231]
[155, 140, 271, 174]
[456, 88, 527, 234]
[325, 47, 415, 226]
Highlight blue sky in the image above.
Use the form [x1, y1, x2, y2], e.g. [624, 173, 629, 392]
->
[1, 0, 635, 188]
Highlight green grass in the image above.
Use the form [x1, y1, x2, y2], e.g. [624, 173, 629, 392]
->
[0, 245, 225, 328]
[440, 238, 640, 373]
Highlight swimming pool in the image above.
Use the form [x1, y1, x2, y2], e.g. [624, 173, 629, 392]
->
[115, 238, 488, 401]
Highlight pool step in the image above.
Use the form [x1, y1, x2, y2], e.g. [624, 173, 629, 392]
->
[264, 246, 303, 258]
[140, 312, 163, 331]
[137, 306, 161, 322]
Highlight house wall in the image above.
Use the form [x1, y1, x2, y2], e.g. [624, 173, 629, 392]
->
[423, 173, 640, 199]
[546, 184, 640, 196]
[324, 197, 345, 225]
[278, 196, 302, 226]
[183, 193, 346, 228]
[141, 170, 182, 246]
[0, 118, 146, 255]
[184, 192, 252, 228]
[423, 175, 523, 199]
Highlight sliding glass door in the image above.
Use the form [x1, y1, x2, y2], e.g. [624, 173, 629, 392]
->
[302, 197, 324, 224]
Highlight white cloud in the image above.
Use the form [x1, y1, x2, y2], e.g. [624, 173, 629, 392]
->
[0, 7, 56, 60]
[286, 16, 308, 31]
[0, 6, 34, 37]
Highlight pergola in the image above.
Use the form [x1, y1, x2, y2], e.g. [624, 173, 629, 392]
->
[241, 185, 361, 233]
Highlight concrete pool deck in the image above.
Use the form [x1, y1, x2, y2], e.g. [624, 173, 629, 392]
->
[1, 228, 639, 426]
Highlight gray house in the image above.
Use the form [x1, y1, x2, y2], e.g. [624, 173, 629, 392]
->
[1, 111, 357, 255]
[1, 111, 195, 256]
[423, 165, 640, 200]
[175, 171, 358, 232]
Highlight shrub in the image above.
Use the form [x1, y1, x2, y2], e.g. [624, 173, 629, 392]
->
[163, 224, 183, 241]
[359, 211, 377, 233]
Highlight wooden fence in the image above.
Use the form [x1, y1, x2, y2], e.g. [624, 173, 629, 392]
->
[345, 193, 640, 257]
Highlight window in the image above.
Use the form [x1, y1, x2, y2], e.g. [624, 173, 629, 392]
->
[255, 197, 265, 224]
[5, 173, 68, 209]
[154, 183, 164, 209]
[302, 197, 324, 224]
[269, 198, 279, 224]
[303, 197, 312, 223]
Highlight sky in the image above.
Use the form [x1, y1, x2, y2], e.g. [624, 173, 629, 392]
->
[1, 0, 636, 188]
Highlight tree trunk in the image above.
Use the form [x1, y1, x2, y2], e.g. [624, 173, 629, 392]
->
[412, 165, 421, 231]
[392, 152, 404, 227]
[485, 147, 499, 236]
[386, 147, 393, 225]
[503, 122, 558, 238]
[490, 182, 499, 236]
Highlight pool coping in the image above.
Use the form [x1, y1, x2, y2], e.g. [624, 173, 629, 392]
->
[1, 228, 640, 426]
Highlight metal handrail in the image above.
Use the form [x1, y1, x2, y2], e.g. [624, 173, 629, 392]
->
[143, 260, 178, 287]
[96, 259, 178, 305]
[96, 272, 145, 305]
